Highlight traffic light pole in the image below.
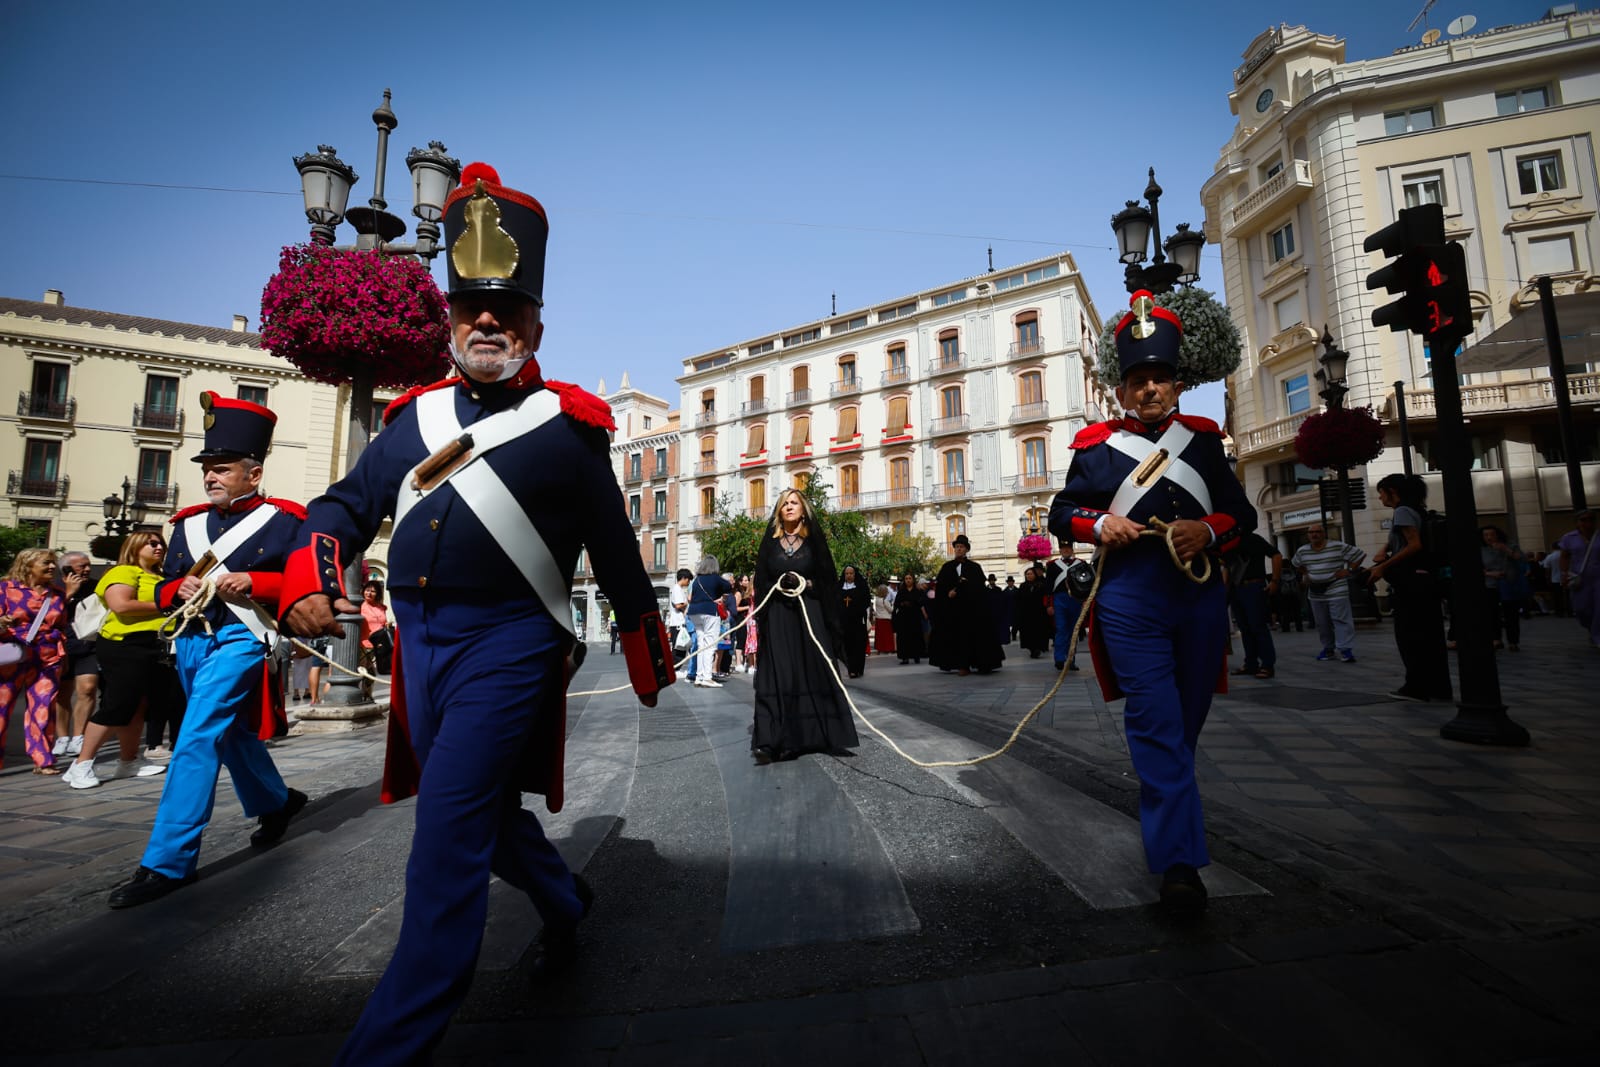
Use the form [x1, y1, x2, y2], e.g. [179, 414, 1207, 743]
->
[1427, 328, 1529, 746]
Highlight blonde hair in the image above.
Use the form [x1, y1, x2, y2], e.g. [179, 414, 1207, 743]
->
[119, 531, 166, 569]
[7, 547, 58, 584]
[767, 488, 814, 539]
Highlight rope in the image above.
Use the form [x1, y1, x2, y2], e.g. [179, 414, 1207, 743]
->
[160, 576, 380, 683]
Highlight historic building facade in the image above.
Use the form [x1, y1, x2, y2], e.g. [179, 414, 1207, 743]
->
[1203, 10, 1600, 559]
[674, 253, 1115, 576]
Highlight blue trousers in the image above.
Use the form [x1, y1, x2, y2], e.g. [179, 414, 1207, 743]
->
[338, 593, 583, 1067]
[1052, 591, 1083, 666]
[142, 622, 288, 879]
[1231, 582, 1276, 671]
[1094, 547, 1226, 873]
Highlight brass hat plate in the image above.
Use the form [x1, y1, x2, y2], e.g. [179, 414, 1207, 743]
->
[452, 180, 521, 280]
[200, 390, 216, 430]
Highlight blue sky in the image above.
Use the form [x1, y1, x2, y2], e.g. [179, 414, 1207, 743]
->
[1, 0, 1548, 426]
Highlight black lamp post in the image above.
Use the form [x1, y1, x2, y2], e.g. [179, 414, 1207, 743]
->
[102, 477, 148, 537]
[1314, 327, 1358, 548]
[1110, 168, 1206, 296]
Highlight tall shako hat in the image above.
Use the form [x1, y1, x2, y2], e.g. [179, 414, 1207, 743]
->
[442, 162, 549, 307]
[1113, 289, 1184, 380]
[192, 391, 277, 463]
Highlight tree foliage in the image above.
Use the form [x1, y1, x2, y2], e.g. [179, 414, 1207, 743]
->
[0, 525, 50, 573]
[691, 474, 939, 587]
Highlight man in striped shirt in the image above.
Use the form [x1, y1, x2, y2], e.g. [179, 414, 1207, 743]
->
[1291, 524, 1366, 663]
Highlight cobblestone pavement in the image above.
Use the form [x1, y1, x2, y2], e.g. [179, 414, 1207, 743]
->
[1, 619, 1594, 1065]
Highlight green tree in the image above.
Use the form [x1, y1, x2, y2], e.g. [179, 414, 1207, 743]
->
[694, 492, 765, 575]
[0, 525, 49, 574]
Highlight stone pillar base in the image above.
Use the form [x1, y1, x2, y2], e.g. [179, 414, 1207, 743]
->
[289, 701, 389, 734]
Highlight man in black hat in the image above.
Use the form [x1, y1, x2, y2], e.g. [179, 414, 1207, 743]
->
[931, 534, 1004, 675]
[1049, 291, 1255, 912]
[107, 392, 309, 909]
[281, 162, 673, 1065]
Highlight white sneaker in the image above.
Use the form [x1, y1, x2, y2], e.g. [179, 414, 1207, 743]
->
[62, 760, 100, 790]
[143, 745, 172, 761]
[702, 679, 724, 688]
[111, 759, 167, 780]
[66, 735, 84, 756]
[52, 737, 69, 757]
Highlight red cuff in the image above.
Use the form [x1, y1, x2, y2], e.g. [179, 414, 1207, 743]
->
[621, 611, 674, 696]
[1070, 514, 1102, 542]
[1203, 513, 1241, 552]
[249, 571, 283, 607]
[156, 577, 183, 611]
[278, 534, 345, 623]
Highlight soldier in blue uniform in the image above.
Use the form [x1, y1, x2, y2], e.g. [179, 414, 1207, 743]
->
[1049, 290, 1255, 911]
[108, 393, 309, 908]
[281, 162, 674, 1066]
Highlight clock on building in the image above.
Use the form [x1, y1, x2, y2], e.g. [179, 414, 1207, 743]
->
[1255, 88, 1275, 113]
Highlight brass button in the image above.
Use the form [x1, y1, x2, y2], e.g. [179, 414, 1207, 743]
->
[324, 568, 336, 577]
[429, 519, 439, 530]
[418, 576, 429, 588]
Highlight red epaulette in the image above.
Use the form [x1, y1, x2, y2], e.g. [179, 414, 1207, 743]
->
[1172, 413, 1224, 436]
[170, 502, 210, 524]
[264, 497, 308, 520]
[1070, 421, 1116, 450]
[383, 377, 458, 426]
[546, 380, 616, 432]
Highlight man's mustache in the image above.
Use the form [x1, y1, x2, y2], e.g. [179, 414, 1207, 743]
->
[466, 331, 509, 351]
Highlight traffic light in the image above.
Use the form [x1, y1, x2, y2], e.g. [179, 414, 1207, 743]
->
[1364, 203, 1471, 341]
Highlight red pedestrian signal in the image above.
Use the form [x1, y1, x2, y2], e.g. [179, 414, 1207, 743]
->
[1365, 204, 1471, 342]
[1414, 243, 1471, 342]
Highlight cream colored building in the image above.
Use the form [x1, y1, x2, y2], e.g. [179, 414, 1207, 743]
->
[1202, 10, 1600, 557]
[0, 290, 397, 576]
[675, 253, 1116, 576]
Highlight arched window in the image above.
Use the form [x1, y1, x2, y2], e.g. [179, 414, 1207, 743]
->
[793, 471, 811, 490]
[940, 386, 963, 418]
[792, 365, 809, 392]
[1014, 311, 1041, 355]
[836, 406, 859, 441]
[749, 375, 765, 402]
[700, 388, 716, 413]
[942, 449, 966, 487]
[837, 353, 857, 384]
[746, 422, 766, 456]
[700, 485, 716, 517]
[1022, 437, 1048, 480]
[892, 520, 911, 537]
[938, 329, 960, 367]
[886, 343, 908, 382]
[699, 434, 715, 471]
[889, 456, 912, 503]
[945, 515, 966, 546]
[839, 464, 860, 506]
[1018, 370, 1043, 406]
[788, 415, 811, 455]
[885, 395, 910, 437]
[749, 478, 767, 514]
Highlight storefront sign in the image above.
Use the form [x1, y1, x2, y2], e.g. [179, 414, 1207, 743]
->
[1281, 506, 1322, 527]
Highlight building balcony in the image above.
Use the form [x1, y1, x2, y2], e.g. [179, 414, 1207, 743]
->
[1382, 372, 1600, 422]
[928, 480, 973, 501]
[785, 388, 812, 408]
[629, 513, 643, 527]
[829, 377, 862, 398]
[694, 459, 717, 476]
[1009, 401, 1049, 425]
[833, 487, 920, 510]
[881, 366, 911, 387]
[1007, 337, 1046, 361]
[1228, 159, 1314, 237]
[928, 353, 966, 376]
[1009, 470, 1067, 494]
[741, 398, 770, 416]
[695, 410, 718, 428]
[785, 444, 814, 461]
[133, 404, 184, 433]
[624, 468, 645, 485]
[17, 392, 75, 422]
[134, 482, 178, 509]
[7, 471, 69, 501]
[747, 505, 772, 519]
[648, 560, 671, 576]
[929, 414, 970, 437]
[690, 514, 718, 530]
[1237, 411, 1310, 458]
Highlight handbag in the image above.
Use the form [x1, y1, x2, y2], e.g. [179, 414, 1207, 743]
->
[0, 595, 56, 666]
[673, 626, 692, 653]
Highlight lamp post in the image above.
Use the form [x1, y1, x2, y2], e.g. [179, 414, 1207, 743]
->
[1315, 328, 1378, 621]
[289, 91, 459, 725]
[92, 478, 149, 561]
[1110, 168, 1206, 296]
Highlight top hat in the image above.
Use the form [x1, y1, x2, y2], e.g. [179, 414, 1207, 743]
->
[442, 162, 549, 307]
[192, 392, 276, 463]
[952, 534, 971, 548]
[1113, 289, 1183, 380]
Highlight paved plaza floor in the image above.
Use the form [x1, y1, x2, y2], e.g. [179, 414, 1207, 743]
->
[1, 614, 1594, 1065]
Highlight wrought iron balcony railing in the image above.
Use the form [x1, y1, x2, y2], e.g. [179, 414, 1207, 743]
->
[7, 471, 70, 501]
[929, 414, 970, 436]
[829, 377, 862, 398]
[18, 392, 75, 421]
[927, 353, 966, 375]
[881, 366, 911, 387]
[1009, 402, 1049, 424]
[927, 480, 973, 501]
[1007, 337, 1046, 360]
[785, 388, 812, 407]
[695, 410, 718, 427]
[134, 482, 178, 508]
[133, 404, 184, 432]
[742, 398, 770, 416]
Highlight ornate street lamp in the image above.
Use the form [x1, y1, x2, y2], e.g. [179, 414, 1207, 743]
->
[1110, 168, 1205, 295]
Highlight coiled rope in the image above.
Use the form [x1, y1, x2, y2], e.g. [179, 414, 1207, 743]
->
[575, 517, 1211, 771]
[160, 578, 381, 684]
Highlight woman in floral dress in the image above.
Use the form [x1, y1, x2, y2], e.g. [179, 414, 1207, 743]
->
[0, 548, 75, 773]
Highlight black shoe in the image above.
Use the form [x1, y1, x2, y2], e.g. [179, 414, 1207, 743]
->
[1159, 863, 1207, 913]
[251, 788, 308, 848]
[108, 866, 195, 909]
[1055, 661, 1065, 671]
[528, 874, 593, 982]
[1068, 662, 1080, 672]
[753, 746, 775, 766]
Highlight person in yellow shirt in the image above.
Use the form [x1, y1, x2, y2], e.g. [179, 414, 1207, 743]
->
[61, 533, 185, 789]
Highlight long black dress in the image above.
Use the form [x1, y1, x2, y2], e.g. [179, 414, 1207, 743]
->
[752, 531, 858, 757]
[931, 556, 1005, 672]
[837, 580, 870, 677]
[890, 584, 926, 663]
[1015, 577, 1052, 657]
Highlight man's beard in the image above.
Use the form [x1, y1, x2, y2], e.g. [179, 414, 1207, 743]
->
[452, 331, 532, 382]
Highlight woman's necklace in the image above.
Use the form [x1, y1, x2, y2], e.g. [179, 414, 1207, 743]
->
[780, 530, 802, 557]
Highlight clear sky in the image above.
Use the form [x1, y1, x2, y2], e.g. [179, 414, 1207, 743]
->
[0, 0, 1549, 427]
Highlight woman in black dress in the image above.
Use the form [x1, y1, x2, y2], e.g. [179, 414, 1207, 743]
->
[1015, 566, 1053, 658]
[750, 488, 857, 764]
[837, 565, 870, 678]
[891, 573, 926, 664]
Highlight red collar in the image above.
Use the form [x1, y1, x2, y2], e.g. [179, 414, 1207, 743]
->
[216, 493, 264, 516]
[1121, 413, 1173, 434]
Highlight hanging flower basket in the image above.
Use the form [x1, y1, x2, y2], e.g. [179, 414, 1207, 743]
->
[1294, 405, 1386, 470]
[259, 245, 451, 388]
[1017, 533, 1053, 563]
[1095, 287, 1244, 388]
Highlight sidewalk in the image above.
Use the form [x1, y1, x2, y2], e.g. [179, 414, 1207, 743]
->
[2, 625, 1594, 1065]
